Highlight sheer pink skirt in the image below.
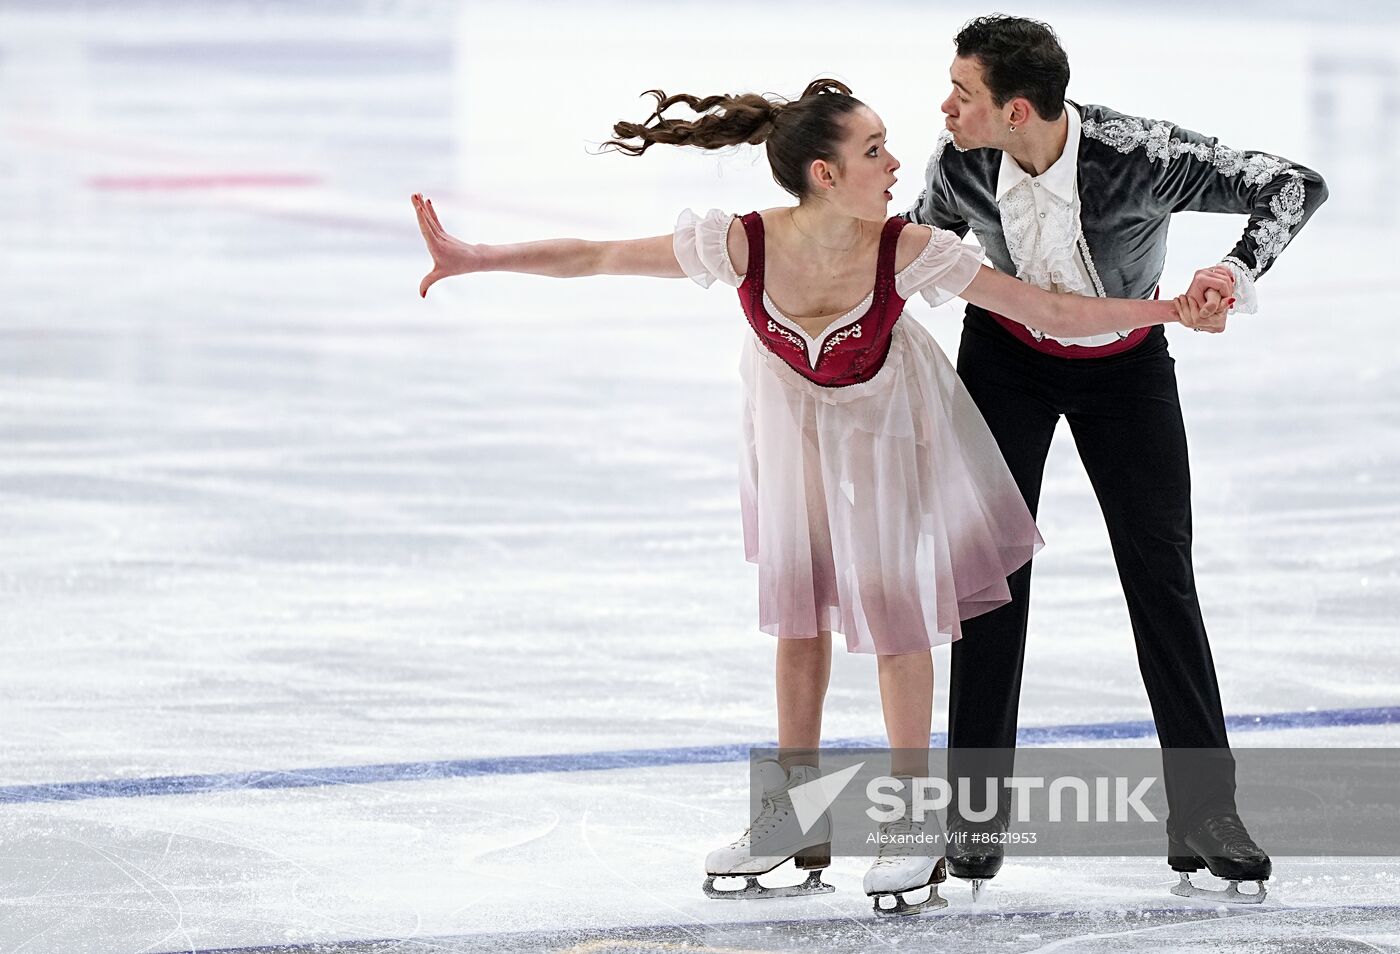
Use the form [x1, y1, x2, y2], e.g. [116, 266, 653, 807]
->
[739, 316, 1043, 655]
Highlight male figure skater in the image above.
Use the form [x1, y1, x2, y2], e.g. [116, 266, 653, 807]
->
[905, 14, 1327, 902]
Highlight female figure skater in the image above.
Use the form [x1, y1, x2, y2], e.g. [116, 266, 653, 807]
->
[411, 79, 1227, 916]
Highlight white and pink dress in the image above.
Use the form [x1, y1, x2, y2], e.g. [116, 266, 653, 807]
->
[674, 209, 1042, 655]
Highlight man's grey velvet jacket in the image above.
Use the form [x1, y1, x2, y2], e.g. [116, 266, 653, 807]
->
[904, 101, 1328, 303]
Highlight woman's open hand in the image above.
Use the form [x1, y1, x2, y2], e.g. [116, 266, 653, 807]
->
[412, 193, 479, 298]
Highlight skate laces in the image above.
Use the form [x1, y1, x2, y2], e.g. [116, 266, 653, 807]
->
[872, 817, 925, 864]
[729, 792, 791, 848]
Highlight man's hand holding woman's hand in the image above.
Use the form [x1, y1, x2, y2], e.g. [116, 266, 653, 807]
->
[1174, 265, 1236, 333]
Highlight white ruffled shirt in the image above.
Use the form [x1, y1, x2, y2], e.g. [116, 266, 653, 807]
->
[673, 209, 984, 367]
[996, 105, 1257, 345]
[995, 105, 1128, 348]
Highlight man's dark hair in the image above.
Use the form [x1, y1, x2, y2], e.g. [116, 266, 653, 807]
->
[955, 15, 1069, 122]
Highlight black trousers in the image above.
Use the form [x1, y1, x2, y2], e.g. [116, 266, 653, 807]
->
[948, 310, 1236, 834]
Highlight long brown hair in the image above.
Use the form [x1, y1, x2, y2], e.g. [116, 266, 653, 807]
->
[604, 79, 863, 198]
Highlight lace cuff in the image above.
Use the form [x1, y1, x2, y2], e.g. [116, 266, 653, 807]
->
[894, 226, 987, 307]
[1220, 257, 1259, 315]
[673, 208, 742, 288]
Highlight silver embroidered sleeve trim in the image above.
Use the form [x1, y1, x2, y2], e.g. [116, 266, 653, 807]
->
[1081, 116, 1306, 279]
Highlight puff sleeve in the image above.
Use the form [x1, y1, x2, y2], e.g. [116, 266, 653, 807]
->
[673, 209, 744, 288]
[893, 225, 986, 307]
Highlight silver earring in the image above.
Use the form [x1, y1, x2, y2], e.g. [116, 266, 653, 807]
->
[1008, 125, 1017, 133]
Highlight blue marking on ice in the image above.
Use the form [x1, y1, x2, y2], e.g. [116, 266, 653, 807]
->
[2, 705, 1394, 806]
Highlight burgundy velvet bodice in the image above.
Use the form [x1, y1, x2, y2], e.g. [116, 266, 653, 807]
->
[736, 212, 909, 388]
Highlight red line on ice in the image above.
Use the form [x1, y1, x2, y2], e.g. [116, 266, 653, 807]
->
[88, 174, 322, 190]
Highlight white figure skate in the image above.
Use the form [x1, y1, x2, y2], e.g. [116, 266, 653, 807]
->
[703, 760, 834, 900]
[864, 815, 948, 916]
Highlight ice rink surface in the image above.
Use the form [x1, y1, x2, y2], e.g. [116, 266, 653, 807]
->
[1, 1, 1399, 951]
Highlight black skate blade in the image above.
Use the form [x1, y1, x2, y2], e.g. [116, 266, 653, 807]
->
[703, 869, 834, 900]
[870, 884, 948, 917]
[1169, 872, 1267, 904]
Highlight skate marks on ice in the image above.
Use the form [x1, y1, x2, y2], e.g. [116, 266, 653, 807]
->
[524, 905, 1400, 954]
[0, 800, 445, 954]
[163, 904, 1400, 954]
[6, 753, 1400, 953]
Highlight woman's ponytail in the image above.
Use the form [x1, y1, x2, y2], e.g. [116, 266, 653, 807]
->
[605, 90, 782, 155]
[604, 78, 862, 199]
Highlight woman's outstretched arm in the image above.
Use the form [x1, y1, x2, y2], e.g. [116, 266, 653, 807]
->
[958, 263, 1230, 337]
[413, 194, 684, 297]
